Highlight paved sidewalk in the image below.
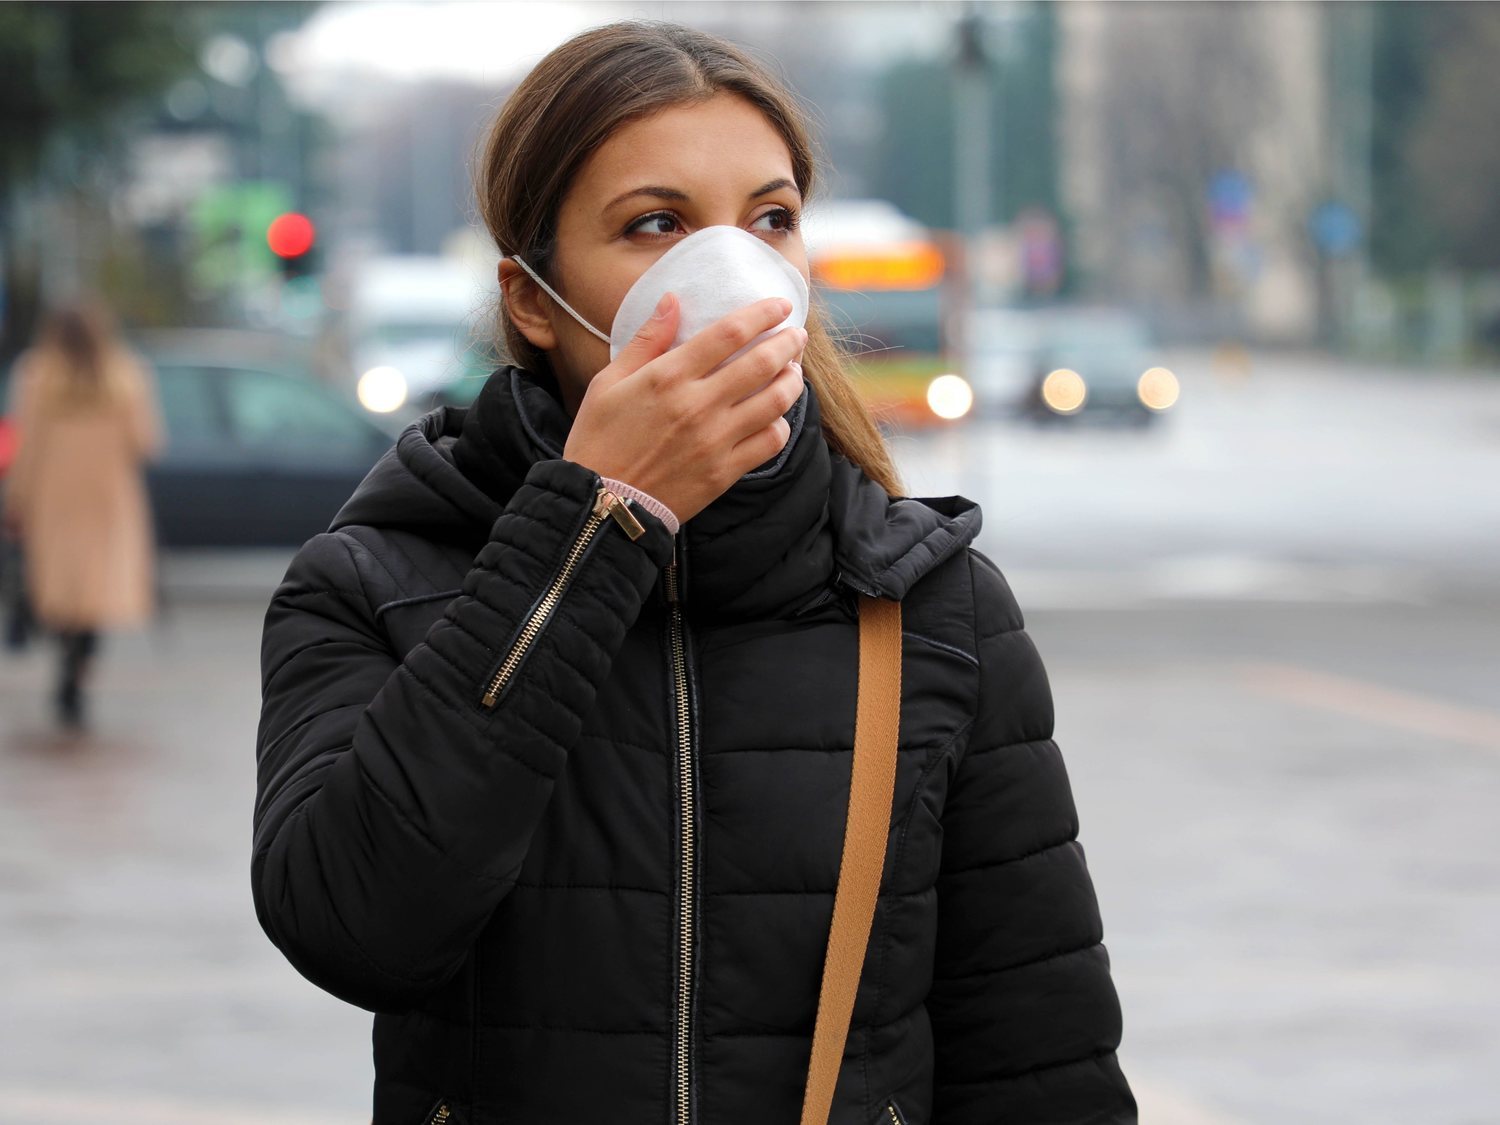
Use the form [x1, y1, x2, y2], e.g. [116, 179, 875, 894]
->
[3, 594, 1496, 1122]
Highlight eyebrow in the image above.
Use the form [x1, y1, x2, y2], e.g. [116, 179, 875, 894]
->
[604, 177, 798, 212]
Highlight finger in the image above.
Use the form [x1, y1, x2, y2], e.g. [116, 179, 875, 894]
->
[729, 411, 793, 469]
[610, 292, 680, 377]
[725, 358, 805, 437]
[674, 296, 795, 378]
[710, 324, 807, 407]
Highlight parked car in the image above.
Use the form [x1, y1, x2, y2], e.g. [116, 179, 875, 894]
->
[3, 331, 391, 549]
[136, 331, 396, 547]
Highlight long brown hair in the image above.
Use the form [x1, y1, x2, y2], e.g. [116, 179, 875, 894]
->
[32, 300, 127, 411]
[473, 19, 904, 497]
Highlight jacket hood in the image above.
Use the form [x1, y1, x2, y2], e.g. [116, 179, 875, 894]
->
[331, 365, 982, 617]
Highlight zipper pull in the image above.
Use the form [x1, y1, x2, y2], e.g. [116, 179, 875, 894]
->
[593, 485, 646, 540]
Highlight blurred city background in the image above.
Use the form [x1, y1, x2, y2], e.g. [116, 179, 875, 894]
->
[1, 1, 1497, 1122]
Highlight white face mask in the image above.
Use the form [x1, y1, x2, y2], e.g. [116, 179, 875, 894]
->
[509, 224, 809, 370]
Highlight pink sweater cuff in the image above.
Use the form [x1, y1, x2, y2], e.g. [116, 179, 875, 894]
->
[598, 476, 680, 537]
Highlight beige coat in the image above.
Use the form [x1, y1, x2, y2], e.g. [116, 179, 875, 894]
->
[4, 346, 163, 630]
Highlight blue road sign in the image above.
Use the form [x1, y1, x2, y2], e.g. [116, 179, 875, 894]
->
[1310, 201, 1362, 257]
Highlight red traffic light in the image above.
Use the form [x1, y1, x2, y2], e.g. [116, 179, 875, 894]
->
[267, 212, 316, 258]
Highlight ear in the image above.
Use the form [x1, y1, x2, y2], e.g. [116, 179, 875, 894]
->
[498, 258, 558, 352]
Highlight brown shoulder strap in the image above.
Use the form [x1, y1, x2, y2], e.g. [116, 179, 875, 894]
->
[799, 593, 903, 1125]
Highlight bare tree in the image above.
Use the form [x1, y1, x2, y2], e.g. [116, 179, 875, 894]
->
[1095, 2, 1271, 297]
[1406, 6, 1500, 271]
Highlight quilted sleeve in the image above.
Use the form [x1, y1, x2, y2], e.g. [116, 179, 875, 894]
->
[252, 457, 673, 1013]
[925, 548, 1137, 1123]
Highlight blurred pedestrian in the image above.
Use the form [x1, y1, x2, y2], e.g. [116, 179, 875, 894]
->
[1, 299, 163, 728]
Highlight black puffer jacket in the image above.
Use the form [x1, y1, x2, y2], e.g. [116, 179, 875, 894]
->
[252, 365, 1135, 1125]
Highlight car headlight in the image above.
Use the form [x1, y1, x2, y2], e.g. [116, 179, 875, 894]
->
[358, 366, 408, 413]
[1137, 366, 1179, 411]
[926, 373, 973, 420]
[1041, 368, 1087, 414]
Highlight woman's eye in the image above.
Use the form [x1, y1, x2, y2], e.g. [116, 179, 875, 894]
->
[625, 211, 683, 237]
[751, 206, 800, 235]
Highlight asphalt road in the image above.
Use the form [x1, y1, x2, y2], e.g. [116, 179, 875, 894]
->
[1, 348, 1495, 1124]
[902, 347, 1500, 605]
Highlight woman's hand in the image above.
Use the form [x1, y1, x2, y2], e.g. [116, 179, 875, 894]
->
[561, 292, 808, 526]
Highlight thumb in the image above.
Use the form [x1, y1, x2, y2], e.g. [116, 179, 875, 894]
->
[611, 291, 679, 375]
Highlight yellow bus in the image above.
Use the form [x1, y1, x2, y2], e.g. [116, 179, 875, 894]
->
[805, 200, 973, 430]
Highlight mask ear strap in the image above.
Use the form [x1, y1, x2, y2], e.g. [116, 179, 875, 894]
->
[507, 255, 611, 345]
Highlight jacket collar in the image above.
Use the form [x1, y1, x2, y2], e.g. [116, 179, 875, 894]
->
[333, 364, 983, 620]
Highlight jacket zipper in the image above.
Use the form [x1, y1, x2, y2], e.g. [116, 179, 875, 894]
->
[886, 1098, 908, 1125]
[479, 484, 645, 708]
[665, 539, 697, 1125]
[424, 1100, 451, 1124]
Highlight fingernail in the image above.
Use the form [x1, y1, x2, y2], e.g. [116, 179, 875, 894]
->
[652, 292, 673, 319]
[790, 360, 803, 377]
[777, 297, 793, 317]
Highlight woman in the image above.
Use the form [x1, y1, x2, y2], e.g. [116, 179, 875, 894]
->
[3, 300, 162, 728]
[253, 21, 1135, 1125]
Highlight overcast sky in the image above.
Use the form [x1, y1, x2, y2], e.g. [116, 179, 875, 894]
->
[294, 2, 632, 83]
[275, 1, 953, 113]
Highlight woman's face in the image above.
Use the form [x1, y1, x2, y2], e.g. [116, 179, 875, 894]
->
[501, 92, 808, 416]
